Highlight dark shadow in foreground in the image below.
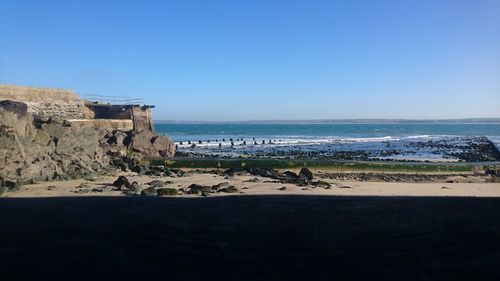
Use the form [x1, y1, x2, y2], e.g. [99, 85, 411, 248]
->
[1, 195, 500, 280]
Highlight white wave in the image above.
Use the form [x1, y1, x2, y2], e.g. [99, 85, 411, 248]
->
[175, 135, 406, 149]
[402, 135, 430, 139]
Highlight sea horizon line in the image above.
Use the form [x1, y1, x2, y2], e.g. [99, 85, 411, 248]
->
[155, 118, 500, 124]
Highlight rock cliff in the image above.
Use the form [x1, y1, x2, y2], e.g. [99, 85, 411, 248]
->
[0, 100, 176, 188]
[0, 100, 109, 186]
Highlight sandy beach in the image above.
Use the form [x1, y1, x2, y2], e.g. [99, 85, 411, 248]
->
[4, 168, 499, 198]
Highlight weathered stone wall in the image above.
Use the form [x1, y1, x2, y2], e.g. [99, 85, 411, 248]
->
[0, 84, 94, 119]
[26, 101, 94, 119]
[131, 106, 154, 131]
[0, 84, 80, 102]
[0, 84, 156, 131]
[68, 119, 134, 131]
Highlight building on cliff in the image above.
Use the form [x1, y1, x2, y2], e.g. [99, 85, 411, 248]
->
[0, 84, 155, 132]
[0, 84, 175, 186]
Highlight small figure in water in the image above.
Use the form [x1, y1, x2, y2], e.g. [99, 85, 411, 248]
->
[198, 140, 202, 144]
[188, 140, 191, 145]
[219, 143, 222, 148]
[231, 141, 234, 147]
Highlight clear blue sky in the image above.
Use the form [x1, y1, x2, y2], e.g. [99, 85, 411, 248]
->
[1, 0, 499, 121]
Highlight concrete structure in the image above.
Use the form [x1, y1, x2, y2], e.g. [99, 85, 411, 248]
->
[84, 103, 155, 131]
[0, 84, 154, 132]
[0, 84, 93, 119]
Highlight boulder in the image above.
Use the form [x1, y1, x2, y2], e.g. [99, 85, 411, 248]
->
[281, 171, 299, 181]
[126, 130, 176, 158]
[131, 165, 147, 175]
[108, 131, 127, 146]
[157, 188, 179, 196]
[113, 176, 131, 189]
[186, 184, 213, 195]
[128, 182, 142, 194]
[299, 168, 314, 181]
[141, 187, 158, 196]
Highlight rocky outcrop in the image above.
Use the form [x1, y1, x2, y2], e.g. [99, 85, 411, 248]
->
[0, 99, 175, 187]
[127, 130, 176, 158]
[102, 129, 176, 158]
[0, 100, 109, 185]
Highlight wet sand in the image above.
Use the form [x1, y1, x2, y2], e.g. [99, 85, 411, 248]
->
[1, 195, 500, 280]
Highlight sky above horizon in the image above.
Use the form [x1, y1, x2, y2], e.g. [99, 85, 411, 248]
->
[1, 0, 499, 121]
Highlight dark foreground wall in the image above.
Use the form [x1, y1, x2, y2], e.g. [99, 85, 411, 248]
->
[1, 196, 500, 281]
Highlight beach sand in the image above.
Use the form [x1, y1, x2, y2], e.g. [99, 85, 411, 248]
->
[4, 169, 500, 198]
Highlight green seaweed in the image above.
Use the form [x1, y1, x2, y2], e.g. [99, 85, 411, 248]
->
[149, 158, 474, 173]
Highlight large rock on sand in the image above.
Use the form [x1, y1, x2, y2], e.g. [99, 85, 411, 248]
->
[299, 168, 314, 181]
[126, 130, 175, 158]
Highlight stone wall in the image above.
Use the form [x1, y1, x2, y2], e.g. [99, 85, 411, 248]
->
[0, 84, 154, 131]
[68, 119, 134, 131]
[26, 101, 94, 119]
[0, 84, 80, 102]
[0, 84, 94, 119]
[131, 106, 154, 131]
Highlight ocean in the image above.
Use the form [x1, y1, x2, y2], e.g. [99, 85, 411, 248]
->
[155, 123, 500, 161]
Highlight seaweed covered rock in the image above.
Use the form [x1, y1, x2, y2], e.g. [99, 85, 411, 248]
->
[141, 186, 158, 196]
[157, 188, 178, 196]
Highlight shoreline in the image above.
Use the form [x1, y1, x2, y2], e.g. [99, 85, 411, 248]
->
[171, 135, 500, 162]
[4, 168, 499, 198]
